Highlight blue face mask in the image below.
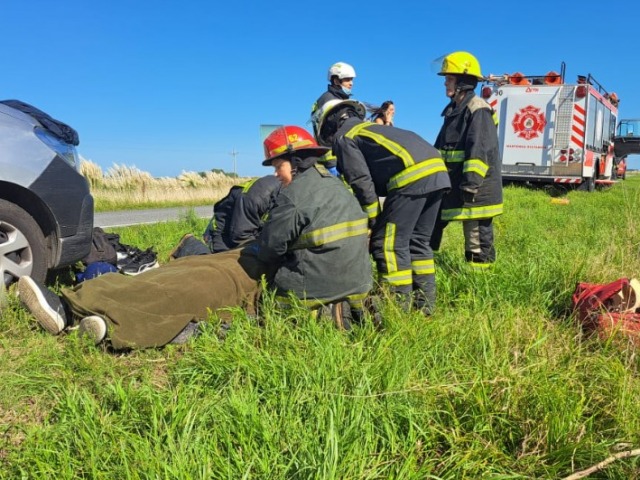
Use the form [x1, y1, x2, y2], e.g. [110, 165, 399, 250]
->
[342, 87, 352, 96]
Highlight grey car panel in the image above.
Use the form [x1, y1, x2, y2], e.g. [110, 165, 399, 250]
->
[0, 101, 94, 285]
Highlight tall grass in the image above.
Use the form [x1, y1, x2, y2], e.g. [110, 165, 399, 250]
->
[81, 159, 248, 212]
[2, 178, 640, 478]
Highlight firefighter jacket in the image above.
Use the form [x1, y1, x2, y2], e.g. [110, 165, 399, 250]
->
[311, 85, 350, 115]
[434, 92, 503, 222]
[206, 176, 281, 252]
[332, 118, 451, 226]
[256, 163, 372, 306]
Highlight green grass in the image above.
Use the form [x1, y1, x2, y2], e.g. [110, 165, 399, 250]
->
[2, 178, 640, 478]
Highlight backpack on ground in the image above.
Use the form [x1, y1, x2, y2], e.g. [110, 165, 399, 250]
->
[572, 278, 640, 345]
[82, 227, 118, 266]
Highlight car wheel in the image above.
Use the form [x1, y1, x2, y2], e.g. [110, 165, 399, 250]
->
[0, 199, 47, 288]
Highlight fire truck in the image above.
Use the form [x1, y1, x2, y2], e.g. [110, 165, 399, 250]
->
[482, 63, 620, 191]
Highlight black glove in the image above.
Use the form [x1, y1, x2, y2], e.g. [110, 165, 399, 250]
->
[368, 217, 377, 230]
[461, 189, 476, 204]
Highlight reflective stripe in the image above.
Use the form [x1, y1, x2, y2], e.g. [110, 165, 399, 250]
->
[277, 291, 369, 308]
[271, 138, 315, 155]
[346, 123, 415, 168]
[383, 222, 397, 272]
[439, 149, 465, 163]
[295, 218, 369, 249]
[364, 201, 380, 219]
[441, 203, 504, 221]
[387, 158, 447, 191]
[469, 261, 493, 271]
[412, 259, 435, 275]
[277, 295, 328, 308]
[380, 270, 412, 286]
[344, 121, 372, 139]
[319, 151, 337, 163]
[347, 292, 368, 309]
[463, 159, 488, 178]
[241, 178, 258, 193]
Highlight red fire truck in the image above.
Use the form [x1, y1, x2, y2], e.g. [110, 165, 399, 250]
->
[482, 63, 619, 191]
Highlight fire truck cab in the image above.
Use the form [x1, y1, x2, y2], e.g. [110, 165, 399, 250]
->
[483, 63, 619, 191]
[613, 118, 640, 180]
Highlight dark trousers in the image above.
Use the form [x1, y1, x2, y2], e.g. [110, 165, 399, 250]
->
[369, 190, 443, 307]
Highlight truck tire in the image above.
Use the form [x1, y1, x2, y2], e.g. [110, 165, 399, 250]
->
[579, 175, 595, 192]
[0, 199, 48, 288]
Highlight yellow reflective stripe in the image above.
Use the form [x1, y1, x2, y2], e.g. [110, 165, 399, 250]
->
[345, 121, 374, 139]
[346, 123, 414, 168]
[380, 270, 412, 286]
[276, 291, 369, 309]
[319, 151, 337, 163]
[347, 292, 368, 309]
[241, 178, 258, 193]
[412, 259, 435, 275]
[364, 201, 380, 219]
[276, 295, 328, 308]
[439, 149, 465, 163]
[296, 218, 369, 248]
[387, 158, 447, 191]
[463, 159, 488, 178]
[271, 138, 315, 155]
[469, 262, 493, 270]
[441, 203, 504, 221]
[383, 222, 397, 273]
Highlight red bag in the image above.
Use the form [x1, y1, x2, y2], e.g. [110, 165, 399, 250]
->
[572, 278, 640, 345]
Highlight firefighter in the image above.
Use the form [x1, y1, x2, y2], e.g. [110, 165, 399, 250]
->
[312, 99, 451, 315]
[311, 62, 357, 116]
[256, 125, 372, 314]
[311, 62, 357, 176]
[203, 175, 281, 253]
[431, 51, 503, 269]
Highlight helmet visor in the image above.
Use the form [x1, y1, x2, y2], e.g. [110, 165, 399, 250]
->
[431, 54, 448, 76]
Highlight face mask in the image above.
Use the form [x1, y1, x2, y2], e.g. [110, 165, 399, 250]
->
[342, 87, 352, 96]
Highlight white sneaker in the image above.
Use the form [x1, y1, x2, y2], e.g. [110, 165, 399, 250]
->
[79, 315, 107, 344]
[17, 276, 67, 334]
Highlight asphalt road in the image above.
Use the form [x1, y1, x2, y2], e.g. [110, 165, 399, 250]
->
[94, 205, 212, 228]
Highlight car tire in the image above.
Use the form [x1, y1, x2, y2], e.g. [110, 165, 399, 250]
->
[0, 199, 48, 288]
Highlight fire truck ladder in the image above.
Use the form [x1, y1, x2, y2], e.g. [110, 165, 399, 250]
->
[551, 86, 580, 176]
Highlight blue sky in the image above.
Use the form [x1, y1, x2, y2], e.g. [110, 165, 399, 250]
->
[3, 0, 640, 178]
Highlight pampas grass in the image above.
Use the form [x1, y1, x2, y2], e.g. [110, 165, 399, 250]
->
[80, 159, 250, 211]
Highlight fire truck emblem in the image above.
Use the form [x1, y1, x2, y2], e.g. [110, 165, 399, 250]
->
[512, 105, 546, 140]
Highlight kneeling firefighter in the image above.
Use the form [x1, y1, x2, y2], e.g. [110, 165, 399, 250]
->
[255, 125, 373, 319]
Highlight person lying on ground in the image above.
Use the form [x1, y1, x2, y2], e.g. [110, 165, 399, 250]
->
[17, 125, 373, 350]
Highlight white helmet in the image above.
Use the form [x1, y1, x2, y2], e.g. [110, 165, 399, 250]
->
[327, 62, 356, 82]
[311, 99, 366, 146]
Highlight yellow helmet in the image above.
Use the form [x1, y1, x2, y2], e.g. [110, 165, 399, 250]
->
[438, 51, 483, 80]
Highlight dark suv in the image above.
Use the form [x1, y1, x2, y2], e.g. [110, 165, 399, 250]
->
[0, 100, 93, 287]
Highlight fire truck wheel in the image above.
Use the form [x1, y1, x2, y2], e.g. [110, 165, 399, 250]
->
[579, 175, 595, 192]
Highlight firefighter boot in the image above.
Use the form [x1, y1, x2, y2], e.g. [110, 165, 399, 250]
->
[413, 287, 436, 317]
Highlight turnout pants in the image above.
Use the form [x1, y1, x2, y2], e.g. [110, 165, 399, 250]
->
[369, 190, 443, 310]
[431, 218, 496, 268]
[63, 247, 273, 350]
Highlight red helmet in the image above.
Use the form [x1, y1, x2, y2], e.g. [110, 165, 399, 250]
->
[262, 126, 329, 166]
